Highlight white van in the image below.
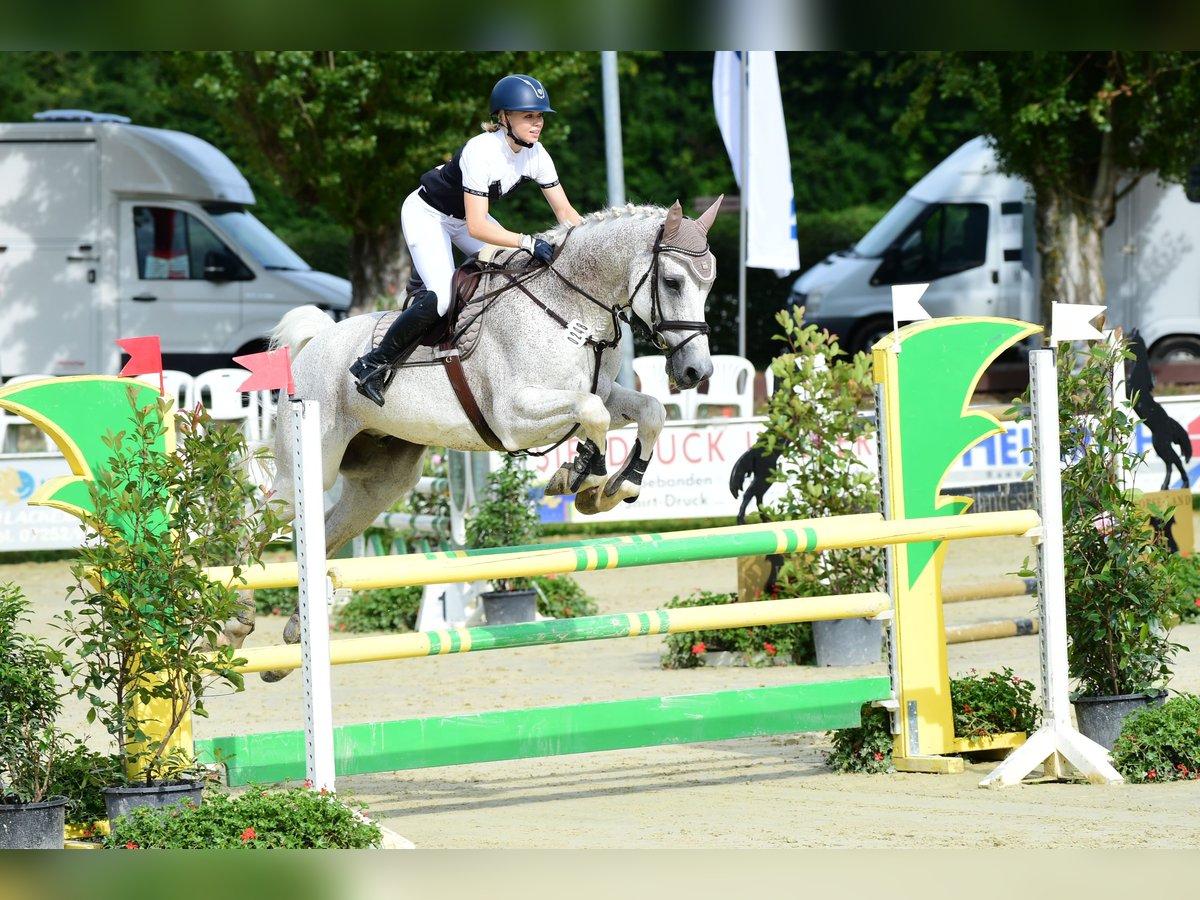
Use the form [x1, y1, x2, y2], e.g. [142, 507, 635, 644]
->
[791, 135, 1200, 360]
[0, 110, 351, 377]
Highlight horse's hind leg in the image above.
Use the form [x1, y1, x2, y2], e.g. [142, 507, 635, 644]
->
[262, 435, 427, 681]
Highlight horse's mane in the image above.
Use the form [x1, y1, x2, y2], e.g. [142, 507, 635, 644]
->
[542, 203, 667, 241]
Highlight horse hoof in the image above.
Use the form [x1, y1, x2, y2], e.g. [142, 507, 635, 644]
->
[260, 669, 291, 683]
[545, 465, 573, 496]
[573, 487, 602, 515]
[282, 612, 301, 644]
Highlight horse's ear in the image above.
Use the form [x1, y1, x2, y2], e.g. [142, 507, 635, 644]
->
[663, 200, 684, 241]
[695, 194, 723, 234]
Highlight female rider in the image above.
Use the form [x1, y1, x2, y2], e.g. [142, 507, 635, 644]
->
[350, 73, 583, 406]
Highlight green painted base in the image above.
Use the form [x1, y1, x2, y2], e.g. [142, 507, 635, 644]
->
[197, 677, 891, 786]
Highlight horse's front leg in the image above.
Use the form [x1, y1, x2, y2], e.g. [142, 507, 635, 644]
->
[500, 389, 612, 499]
[573, 382, 665, 514]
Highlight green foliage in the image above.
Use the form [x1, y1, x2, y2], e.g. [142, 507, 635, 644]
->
[48, 741, 123, 828]
[1165, 551, 1200, 623]
[334, 586, 422, 634]
[951, 667, 1041, 742]
[826, 670, 1042, 773]
[465, 455, 541, 593]
[758, 309, 885, 608]
[0, 583, 64, 804]
[1037, 340, 1181, 697]
[824, 704, 895, 774]
[659, 590, 811, 669]
[57, 394, 287, 784]
[532, 574, 599, 619]
[103, 783, 381, 849]
[1109, 693, 1200, 783]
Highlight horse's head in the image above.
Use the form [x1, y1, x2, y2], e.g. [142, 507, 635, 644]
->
[630, 196, 722, 389]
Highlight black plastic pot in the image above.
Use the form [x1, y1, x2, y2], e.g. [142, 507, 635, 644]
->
[480, 589, 538, 625]
[0, 795, 68, 849]
[1072, 690, 1167, 751]
[103, 780, 203, 827]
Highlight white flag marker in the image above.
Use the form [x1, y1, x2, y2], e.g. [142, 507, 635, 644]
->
[1050, 302, 1106, 346]
[890, 283, 931, 352]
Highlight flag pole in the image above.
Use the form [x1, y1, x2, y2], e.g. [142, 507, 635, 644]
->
[737, 50, 748, 360]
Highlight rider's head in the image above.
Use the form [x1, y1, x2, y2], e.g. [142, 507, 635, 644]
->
[489, 74, 555, 149]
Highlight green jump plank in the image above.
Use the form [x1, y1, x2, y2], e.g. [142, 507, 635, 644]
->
[197, 677, 891, 787]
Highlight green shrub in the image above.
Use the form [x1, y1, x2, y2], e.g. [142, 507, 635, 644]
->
[104, 783, 381, 849]
[335, 586, 422, 633]
[1109, 693, 1200, 783]
[48, 740, 123, 828]
[1165, 551, 1200, 623]
[533, 574, 598, 619]
[660, 590, 813, 669]
[826, 669, 1042, 773]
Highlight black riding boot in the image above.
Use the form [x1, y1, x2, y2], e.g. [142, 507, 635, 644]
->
[349, 290, 441, 407]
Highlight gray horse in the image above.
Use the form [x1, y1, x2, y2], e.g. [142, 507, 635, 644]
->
[223, 197, 721, 661]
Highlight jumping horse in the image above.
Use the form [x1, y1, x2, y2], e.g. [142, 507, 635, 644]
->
[222, 197, 722, 667]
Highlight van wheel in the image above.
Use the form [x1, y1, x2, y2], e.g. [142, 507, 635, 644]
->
[848, 317, 894, 356]
[1149, 335, 1200, 364]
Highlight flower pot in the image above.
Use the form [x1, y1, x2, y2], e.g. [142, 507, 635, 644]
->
[0, 795, 68, 849]
[1072, 691, 1167, 751]
[480, 589, 538, 625]
[103, 780, 203, 827]
[812, 617, 883, 666]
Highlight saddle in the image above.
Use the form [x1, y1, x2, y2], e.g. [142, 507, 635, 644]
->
[369, 245, 533, 451]
[369, 245, 526, 366]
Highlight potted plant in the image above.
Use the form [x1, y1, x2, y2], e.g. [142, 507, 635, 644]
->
[1042, 337, 1182, 749]
[56, 391, 285, 822]
[465, 454, 542, 625]
[755, 309, 885, 665]
[0, 582, 69, 849]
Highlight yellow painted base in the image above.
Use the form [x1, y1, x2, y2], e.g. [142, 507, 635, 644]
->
[949, 731, 1027, 755]
[892, 755, 966, 775]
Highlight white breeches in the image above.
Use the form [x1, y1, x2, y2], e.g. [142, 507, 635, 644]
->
[401, 189, 500, 316]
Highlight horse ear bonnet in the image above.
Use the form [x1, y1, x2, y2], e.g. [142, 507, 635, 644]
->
[656, 196, 721, 281]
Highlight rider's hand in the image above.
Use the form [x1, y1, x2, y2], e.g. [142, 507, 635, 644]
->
[520, 234, 555, 265]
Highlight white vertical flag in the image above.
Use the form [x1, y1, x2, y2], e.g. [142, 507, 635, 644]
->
[713, 51, 801, 274]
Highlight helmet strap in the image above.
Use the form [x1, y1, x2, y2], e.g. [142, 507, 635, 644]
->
[499, 112, 534, 150]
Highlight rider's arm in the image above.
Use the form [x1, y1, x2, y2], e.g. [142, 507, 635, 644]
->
[542, 184, 582, 226]
[463, 193, 524, 248]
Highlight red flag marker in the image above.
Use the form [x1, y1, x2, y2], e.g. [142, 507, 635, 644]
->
[233, 347, 294, 397]
[116, 335, 164, 395]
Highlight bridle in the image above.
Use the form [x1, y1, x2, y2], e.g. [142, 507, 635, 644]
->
[622, 224, 712, 357]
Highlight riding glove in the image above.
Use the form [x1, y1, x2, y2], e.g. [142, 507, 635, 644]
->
[520, 234, 555, 265]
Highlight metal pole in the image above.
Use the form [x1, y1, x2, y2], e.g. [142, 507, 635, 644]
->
[737, 50, 748, 360]
[602, 51, 634, 389]
[290, 398, 336, 792]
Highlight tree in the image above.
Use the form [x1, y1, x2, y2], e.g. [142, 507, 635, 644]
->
[892, 51, 1200, 324]
[166, 51, 593, 313]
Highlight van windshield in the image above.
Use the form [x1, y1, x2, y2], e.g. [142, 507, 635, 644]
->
[854, 196, 928, 258]
[204, 207, 311, 271]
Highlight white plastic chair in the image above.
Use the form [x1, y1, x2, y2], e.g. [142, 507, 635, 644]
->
[194, 368, 260, 440]
[0, 375, 58, 452]
[135, 369, 196, 415]
[694, 355, 755, 418]
[763, 365, 775, 401]
[632, 356, 686, 420]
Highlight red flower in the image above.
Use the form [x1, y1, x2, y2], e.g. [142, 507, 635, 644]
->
[1147, 769, 1157, 780]
[240, 827, 256, 842]
[303, 778, 313, 788]
[691, 642, 706, 655]
[124, 841, 140, 849]
[1010, 708, 1017, 717]
[1194, 597, 1200, 607]
[873, 752, 884, 760]
[963, 704, 972, 713]
[763, 642, 777, 656]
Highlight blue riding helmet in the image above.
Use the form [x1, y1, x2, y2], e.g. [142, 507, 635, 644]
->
[489, 74, 555, 115]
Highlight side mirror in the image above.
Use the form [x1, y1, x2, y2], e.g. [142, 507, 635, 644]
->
[871, 247, 900, 286]
[204, 249, 245, 282]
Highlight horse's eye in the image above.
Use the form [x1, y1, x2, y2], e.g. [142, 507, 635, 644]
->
[663, 277, 682, 292]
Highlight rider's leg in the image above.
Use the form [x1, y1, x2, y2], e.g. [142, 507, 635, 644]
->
[350, 190, 457, 407]
[349, 290, 441, 406]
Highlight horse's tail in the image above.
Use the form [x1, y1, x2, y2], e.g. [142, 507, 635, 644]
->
[270, 305, 336, 357]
